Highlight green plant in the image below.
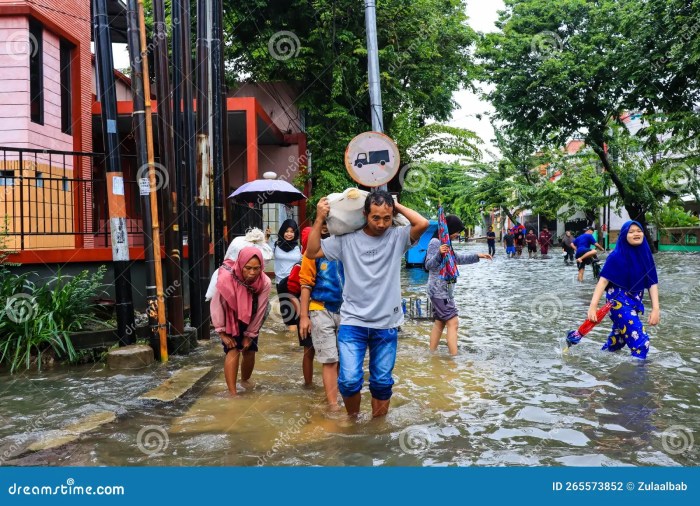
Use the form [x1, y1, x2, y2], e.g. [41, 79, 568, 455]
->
[0, 266, 108, 372]
[33, 266, 108, 333]
[647, 205, 700, 228]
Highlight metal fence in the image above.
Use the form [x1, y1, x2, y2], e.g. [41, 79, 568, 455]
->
[0, 146, 145, 250]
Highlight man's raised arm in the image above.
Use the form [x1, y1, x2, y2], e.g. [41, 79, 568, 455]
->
[394, 201, 429, 242]
[306, 197, 330, 259]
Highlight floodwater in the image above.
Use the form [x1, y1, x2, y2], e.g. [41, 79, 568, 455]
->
[1, 244, 698, 466]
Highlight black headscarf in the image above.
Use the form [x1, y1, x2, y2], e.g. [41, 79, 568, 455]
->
[275, 219, 299, 252]
[446, 215, 465, 236]
[432, 214, 465, 239]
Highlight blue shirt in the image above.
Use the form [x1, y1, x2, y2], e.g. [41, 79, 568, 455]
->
[573, 233, 597, 257]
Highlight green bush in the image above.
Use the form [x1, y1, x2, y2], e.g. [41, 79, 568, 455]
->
[0, 265, 107, 373]
[647, 205, 700, 228]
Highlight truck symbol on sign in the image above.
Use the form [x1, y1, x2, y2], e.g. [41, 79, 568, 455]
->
[354, 150, 390, 168]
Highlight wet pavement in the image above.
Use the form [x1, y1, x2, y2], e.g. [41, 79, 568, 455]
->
[1, 244, 698, 466]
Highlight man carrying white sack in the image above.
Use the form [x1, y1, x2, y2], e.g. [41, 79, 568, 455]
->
[306, 190, 429, 418]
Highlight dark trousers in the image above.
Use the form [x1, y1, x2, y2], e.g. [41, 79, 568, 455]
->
[488, 242, 495, 256]
[564, 247, 575, 263]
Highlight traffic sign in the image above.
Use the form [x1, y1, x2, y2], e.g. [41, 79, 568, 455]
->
[344, 131, 400, 187]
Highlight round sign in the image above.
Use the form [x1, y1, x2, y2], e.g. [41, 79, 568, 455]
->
[344, 131, 400, 187]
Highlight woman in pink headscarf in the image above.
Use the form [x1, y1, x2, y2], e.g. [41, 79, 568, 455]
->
[210, 246, 271, 395]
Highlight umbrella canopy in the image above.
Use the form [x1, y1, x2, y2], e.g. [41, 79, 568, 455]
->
[228, 179, 306, 205]
[437, 206, 459, 283]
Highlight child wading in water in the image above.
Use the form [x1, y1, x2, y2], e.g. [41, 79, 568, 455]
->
[586, 221, 659, 359]
[425, 215, 491, 355]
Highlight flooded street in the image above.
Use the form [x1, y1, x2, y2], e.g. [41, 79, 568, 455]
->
[1, 244, 698, 466]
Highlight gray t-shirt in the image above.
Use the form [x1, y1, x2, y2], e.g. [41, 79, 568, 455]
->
[321, 226, 413, 329]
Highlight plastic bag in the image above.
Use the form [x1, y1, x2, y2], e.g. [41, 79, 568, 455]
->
[205, 228, 273, 301]
[325, 188, 410, 236]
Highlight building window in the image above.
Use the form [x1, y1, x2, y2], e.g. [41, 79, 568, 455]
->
[62, 177, 70, 192]
[29, 20, 43, 125]
[0, 171, 14, 187]
[36, 171, 44, 188]
[59, 40, 73, 135]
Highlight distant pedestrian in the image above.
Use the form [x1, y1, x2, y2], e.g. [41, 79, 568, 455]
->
[514, 228, 525, 257]
[526, 229, 538, 258]
[574, 227, 605, 282]
[561, 231, 575, 265]
[486, 226, 496, 256]
[539, 226, 552, 256]
[503, 230, 516, 258]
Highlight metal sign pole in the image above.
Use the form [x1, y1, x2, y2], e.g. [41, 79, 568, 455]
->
[364, 0, 386, 191]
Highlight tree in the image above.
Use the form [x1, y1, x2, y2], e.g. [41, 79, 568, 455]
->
[477, 0, 700, 245]
[221, 0, 477, 203]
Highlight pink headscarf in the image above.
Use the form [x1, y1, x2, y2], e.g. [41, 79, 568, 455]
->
[215, 246, 269, 336]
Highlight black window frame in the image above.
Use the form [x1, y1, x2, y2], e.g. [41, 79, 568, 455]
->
[59, 39, 73, 135]
[0, 170, 15, 187]
[29, 19, 44, 125]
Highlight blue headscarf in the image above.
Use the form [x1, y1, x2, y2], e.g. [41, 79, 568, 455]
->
[600, 220, 658, 292]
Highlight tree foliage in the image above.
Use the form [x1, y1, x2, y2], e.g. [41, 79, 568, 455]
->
[477, 0, 700, 241]
[222, 0, 478, 203]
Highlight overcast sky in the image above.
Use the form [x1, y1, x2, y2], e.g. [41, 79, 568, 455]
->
[450, 0, 505, 157]
[110, 0, 504, 154]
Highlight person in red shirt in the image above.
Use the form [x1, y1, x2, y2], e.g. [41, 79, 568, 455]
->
[539, 226, 552, 256]
[525, 229, 538, 258]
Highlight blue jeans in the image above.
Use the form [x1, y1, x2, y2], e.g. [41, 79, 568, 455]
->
[337, 325, 398, 401]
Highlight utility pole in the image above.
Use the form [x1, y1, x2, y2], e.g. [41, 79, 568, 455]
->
[211, 0, 226, 267]
[195, 0, 212, 339]
[124, 0, 159, 344]
[153, 0, 185, 337]
[93, 0, 136, 345]
[179, 0, 203, 334]
[137, 0, 169, 361]
[364, 0, 386, 191]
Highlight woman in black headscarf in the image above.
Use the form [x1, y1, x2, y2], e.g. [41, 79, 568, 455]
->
[267, 219, 302, 331]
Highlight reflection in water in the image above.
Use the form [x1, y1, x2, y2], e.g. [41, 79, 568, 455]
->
[0, 247, 698, 466]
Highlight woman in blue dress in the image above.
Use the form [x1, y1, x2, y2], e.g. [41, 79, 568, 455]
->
[586, 221, 660, 359]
